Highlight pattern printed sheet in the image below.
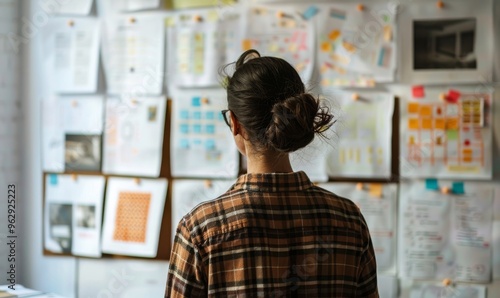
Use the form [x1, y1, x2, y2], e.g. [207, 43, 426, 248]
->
[400, 88, 493, 179]
[101, 177, 167, 257]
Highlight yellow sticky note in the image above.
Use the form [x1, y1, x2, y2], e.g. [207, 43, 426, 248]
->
[165, 17, 175, 27]
[408, 118, 420, 130]
[342, 41, 356, 53]
[207, 10, 219, 22]
[369, 184, 383, 198]
[320, 41, 332, 52]
[408, 102, 419, 114]
[383, 25, 392, 42]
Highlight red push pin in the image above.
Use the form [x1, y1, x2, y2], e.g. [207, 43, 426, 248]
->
[437, 1, 445, 9]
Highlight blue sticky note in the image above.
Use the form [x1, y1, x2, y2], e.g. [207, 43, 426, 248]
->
[49, 174, 58, 185]
[205, 139, 216, 150]
[180, 124, 189, 134]
[193, 111, 202, 120]
[205, 111, 215, 120]
[452, 182, 465, 194]
[425, 178, 439, 190]
[193, 124, 202, 133]
[303, 6, 319, 20]
[192, 96, 201, 107]
[193, 139, 202, 145]
[180, 110, 189, 120]
[206, 124, 215, 134]
[180, 139, 189, 149]
[218, 112, 225, 121]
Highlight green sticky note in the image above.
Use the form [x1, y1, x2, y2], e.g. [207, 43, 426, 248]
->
[446, 130, 458, 141]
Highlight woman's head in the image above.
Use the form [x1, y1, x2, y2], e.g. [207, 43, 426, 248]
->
[223, 49, 333, 156]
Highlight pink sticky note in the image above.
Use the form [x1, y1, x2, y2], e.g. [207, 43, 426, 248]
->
[412, 85, 425, 98]
[447, 89, 461, 103]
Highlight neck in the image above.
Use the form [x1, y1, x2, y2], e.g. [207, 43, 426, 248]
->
[246, 151, 294, 174]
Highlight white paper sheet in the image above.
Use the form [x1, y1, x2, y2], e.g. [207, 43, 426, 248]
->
[42, 17, 100, 93]
[42, 95, 105, 172]
[399, 181, 494, 282]
[166, 9, 242, 87]
[171, 179, 234, 243]
[409, 283, 486, 298]
[78, 258, 168, 298]
[319, 183, 398, 274]
[290, 136, 330, 182]
[400, 87, 493, 179]
[44, 0, 94, 15]
[170, 88, 239, 178]
[44, 174, 105, 257]
[327, 91, 393, 178]
[102, 15, 164, 95]
[316, 3, 398, 87]
[492, 184, 500, 278]
[243, 5, 315, 83]
[103, 96, 166, 177]
[400, 0, 493, 84]
[101, 177, 167, 258]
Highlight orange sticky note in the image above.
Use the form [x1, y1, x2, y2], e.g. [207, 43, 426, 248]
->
[422, 118, 433, 130]
[408, 118, 420, 130]
[242, 39, 252, 51]
[419, 105, 432, 117]
[434, 119, 445, 129]
[328, 29, 340, 41]
[408, 102, 419, 114]
[320, 41, 332, 52]
[369, 184, 383, 198]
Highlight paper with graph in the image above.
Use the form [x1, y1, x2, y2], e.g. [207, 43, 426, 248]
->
[398, 181, 493, 282]
[409, 283, 486, 298]
[101, 177, 167, 257]
[327, 91, 393, 178]
[400, 88, 493, 179]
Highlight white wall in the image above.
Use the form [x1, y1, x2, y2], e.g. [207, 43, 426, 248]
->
[18, 0, 500, 297]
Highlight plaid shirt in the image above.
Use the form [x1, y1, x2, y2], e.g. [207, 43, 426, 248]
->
[165, 171, 378, 297]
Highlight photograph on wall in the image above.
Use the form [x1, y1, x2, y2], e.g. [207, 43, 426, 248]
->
[414, 19, 476, 70]
[64, 134, 101, 171]
[76, 205, 96, 229]
[48, 203, 73, 254]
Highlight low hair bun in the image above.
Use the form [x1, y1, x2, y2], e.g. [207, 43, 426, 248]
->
[265, 93, 333, 153]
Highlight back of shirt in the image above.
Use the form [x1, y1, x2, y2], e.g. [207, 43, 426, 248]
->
[165, 172, 378, 298]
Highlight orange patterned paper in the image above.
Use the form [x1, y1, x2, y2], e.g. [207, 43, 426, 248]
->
[113, 192, 151, 243]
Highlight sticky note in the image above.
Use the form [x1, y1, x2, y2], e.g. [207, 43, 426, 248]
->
[369, 184, 383, 198]
[412, 85, 425, 98]
[408, 102, 419, 114]
[242, 39, 252, 51]
[180, 110, 189, 120]
[408, 118, 420, 130]
[328, 29, 340, 41]
[422, 118, 433, 130]
[330, 8, 346, 20]
[192, 96, 201, 107]
[447, 90, 461, 103]
[205, 111, 215, 120]
[49, 174, 58, 186]
[452, 182, 465, 194]
[446, 129, 458, 140]
[434, 119, 445, 129]
[425, 178, 439, 190]
[180, 139, 189, 149]
[205, 139, 216, 150]
[419, 105, 432, 117]
[180, 124, 189, 134]
[193, 124, 202, 133]
[302, 6, 319, 20]
[193, 111, 202, 120]
[205, 124, 215, 134]
[320, 41, 332, 52]
[383, 25, 392, 42]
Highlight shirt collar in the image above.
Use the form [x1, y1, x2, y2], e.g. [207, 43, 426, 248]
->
[231, 171, 314, 192]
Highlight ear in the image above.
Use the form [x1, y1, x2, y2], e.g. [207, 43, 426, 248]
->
[230, 112, 248, 139]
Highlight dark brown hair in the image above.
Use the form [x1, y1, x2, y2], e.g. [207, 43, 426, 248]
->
[223, 49, 333, 153]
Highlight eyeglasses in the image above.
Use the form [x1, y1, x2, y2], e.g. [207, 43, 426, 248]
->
[221, 109, 231, 127]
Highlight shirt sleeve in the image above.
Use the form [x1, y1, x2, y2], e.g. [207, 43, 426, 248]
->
[355, 214, 379, 298]
[165, 219, 207, 298]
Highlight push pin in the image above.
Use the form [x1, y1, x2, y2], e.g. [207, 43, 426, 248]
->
[193, 15, 203, 22]
[356, 182, 364, 190]
[436, 1, 444, 9]
[129, 17, 136, 24]
[357, 4, 365, 11]
[134, 178, 141, 185]
[439, 93, 447, 101]
[68, 20, 74, 27]
[201, 97, 209, 104]
[71, 100, 78, 107]
[442, 278, 452, 287]
[441, 186, 451, 194]
[276, 11, 285, 18]
[351, 93, 360, 101]
[71, 174, 78, 181]
[131, 98, 139, 105]
[204, 180, 212, 188]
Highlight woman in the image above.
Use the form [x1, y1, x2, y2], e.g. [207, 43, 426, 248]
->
[165, 49, 378, 297]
